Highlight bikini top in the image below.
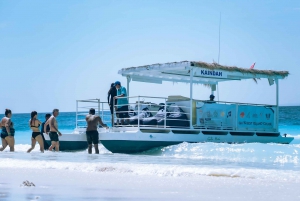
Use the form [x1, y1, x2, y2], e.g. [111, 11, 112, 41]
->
[30, 119, 40, 128]
[31, 124, 40, 128]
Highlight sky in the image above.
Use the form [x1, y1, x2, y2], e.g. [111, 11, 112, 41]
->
[0, 0, 299, 113]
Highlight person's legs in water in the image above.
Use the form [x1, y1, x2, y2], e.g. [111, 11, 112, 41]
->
[49, 132, 59, 151]
[88, 144, 92, 154]
[92, 131, 99, 154]
[27, 137, 36, 153]
[35, 135, 44, 153]
[54, 141, 59, 151]
[0, 138, 8, 151]
[94, 144, 99, 154]
[86, 131, 93, 154]
[49, 141, 55, 151]
[6, 136, 15, 152]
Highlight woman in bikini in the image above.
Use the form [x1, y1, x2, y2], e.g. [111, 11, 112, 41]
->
[0, 109, 15, 152]
[27, 111, 44, 153]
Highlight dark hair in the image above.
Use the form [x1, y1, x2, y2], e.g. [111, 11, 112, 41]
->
[30, 111, 37, 126]
[45, 113, 51, 118]
[53, 109, 59, 114]
[89, 108, 95, 115]
[5, 109, 11, 116]
[108, 83, 115, 94]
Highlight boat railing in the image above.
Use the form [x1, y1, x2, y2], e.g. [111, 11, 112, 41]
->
[112, 96, 194, 129]
[112, 96, 278, 132]
[76, 99, 111, 128]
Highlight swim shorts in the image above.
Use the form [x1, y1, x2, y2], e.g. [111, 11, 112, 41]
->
[1, 127, 15, 139]
[86, 130, 99, 145]
[49, 132, 59, 142]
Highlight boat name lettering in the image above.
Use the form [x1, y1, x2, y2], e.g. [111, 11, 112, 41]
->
[207, 137, 220, 141]
[201, 70, 223, 77]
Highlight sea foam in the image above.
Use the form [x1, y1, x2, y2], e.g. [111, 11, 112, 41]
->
[0, 143, 299, 183]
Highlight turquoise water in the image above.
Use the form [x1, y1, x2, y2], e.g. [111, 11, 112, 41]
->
[0, 106, 299, 183]
[6, 106, 300, 144]
[3, 111, 112, 144]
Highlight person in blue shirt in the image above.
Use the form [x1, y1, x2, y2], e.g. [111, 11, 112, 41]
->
[114, 81, 129, 125]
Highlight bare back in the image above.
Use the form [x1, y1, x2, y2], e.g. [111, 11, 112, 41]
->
[1, 117, 12, 128]
[29, 119, 41, 132]
[86, 115, 101, 131]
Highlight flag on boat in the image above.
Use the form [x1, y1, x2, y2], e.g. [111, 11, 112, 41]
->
[250, 62, 256, 69]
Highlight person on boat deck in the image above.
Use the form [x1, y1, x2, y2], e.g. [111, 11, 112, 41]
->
[41, 113, 51, 150]
[207, 94, 216, 103]
[114, 81, 129, 125]
[44, 109, 62, 151]
[0, 109, 15, 152]
[27, 111, 44, 153]
[85, 108, 108, 154]
[107, 83, 118, 126]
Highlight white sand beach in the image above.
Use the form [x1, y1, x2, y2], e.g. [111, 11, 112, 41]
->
[1, 167, 299, 201]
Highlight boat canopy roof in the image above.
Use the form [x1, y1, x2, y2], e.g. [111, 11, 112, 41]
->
[118, 61, 289, 84]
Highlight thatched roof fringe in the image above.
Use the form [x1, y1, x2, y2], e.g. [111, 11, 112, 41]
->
[122, 61, 289, 78]
[191, 61, 289, 77]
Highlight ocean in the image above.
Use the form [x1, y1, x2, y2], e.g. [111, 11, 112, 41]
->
[0, 106, 299, 200]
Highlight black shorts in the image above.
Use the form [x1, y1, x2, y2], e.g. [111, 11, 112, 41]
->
[32, 132, 41, 139]
[49, 132, 59, 142]
[117, 106, 129, 118]
[86, 130, 99, 145]
[1, 128, 15, 139]
[1, 133, 14, 139]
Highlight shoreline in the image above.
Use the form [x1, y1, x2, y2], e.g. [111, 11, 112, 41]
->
[0, 168, 299, 200]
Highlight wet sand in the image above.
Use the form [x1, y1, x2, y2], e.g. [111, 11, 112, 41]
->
[0, 168, 299, 200]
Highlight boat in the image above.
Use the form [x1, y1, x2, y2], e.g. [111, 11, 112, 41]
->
[98, 61, 294, 153]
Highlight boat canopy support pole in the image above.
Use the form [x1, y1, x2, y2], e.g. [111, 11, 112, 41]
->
[190, 68, 193, 129]
[276, 79, 279, 132]
[76, 100, 78, 128]
[127, 75, 131, 97]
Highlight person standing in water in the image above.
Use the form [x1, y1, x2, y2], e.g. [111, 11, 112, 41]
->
[44, 109, 62, 151]
[0, 109, 15, 152]
[107, 83, 117, 126]
[27, 111, 44, 153]
[41, 113, 51, 150]
[85, 108, 108, 154]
